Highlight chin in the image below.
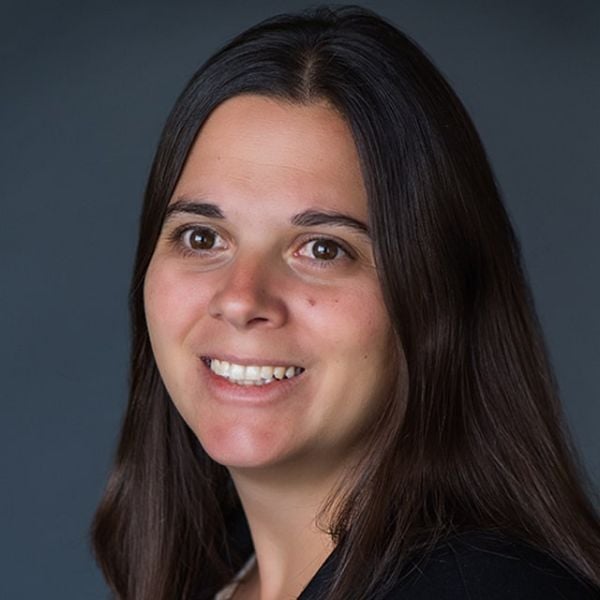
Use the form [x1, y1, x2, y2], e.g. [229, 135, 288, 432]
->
[195, 420, 297, 470]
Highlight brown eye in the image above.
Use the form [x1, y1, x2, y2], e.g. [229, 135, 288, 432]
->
[176, 226, 227, 254]
[297, 238, 349, 263]
[189, 227, 216, 250]
[311, 239, 340, 260]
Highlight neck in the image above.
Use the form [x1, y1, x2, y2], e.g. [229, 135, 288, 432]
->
[228, 455, 351, 599]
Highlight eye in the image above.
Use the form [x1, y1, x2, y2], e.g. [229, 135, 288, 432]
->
[184, 227, 222, 250]
[169, 225, 228, 255]
[297, 238, 349, 262]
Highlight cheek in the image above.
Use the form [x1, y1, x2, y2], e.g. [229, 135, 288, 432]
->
[299, 284, 389, 353]
[144, 261, 214, 346]
[297, 283, 393, 430]
[143, 261, 215, 425]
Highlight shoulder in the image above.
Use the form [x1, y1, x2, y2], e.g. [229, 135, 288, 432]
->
[383, 530, 600, 600]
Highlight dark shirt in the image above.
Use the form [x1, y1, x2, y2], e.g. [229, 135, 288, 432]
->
[299, 530, 600, 599]
[197, 509, 600, 599]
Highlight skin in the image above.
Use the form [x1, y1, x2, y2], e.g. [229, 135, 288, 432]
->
[144, 94, 395, 599]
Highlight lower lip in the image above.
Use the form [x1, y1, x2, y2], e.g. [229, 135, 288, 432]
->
[199, 359, 305, 405]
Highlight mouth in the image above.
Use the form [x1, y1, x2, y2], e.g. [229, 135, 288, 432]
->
[200, 356, 305, 387]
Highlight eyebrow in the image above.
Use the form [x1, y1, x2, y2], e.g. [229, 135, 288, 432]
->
[165, 199, 224, 220]
[164, 198, 371, 239]
[290, 209, 370, 238]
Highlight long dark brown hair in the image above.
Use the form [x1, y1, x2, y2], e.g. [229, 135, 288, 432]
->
[91, 5, 600, 599]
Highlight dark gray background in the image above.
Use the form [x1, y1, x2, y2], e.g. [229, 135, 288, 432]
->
[1, 1, 598, 598]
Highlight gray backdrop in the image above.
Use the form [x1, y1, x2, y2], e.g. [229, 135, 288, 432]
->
[1, 1, 598, 598]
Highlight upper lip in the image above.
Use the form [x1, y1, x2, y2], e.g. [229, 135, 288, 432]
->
[200, 354, 304, 368]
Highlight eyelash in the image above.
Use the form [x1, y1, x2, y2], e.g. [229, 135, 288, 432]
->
[167, 224, 355, 268]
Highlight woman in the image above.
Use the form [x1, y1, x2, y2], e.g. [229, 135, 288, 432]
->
[91, 5, 600, 599]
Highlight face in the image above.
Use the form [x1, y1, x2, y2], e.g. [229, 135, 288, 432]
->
[144, 95, 395, 474]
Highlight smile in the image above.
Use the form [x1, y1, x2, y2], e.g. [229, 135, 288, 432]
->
[202, 357, 305, 386]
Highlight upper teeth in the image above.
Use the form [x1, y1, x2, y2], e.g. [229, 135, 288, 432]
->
[209, 358, 303, 385]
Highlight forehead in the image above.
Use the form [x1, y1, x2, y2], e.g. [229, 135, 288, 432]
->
[172, 94, 367, 218]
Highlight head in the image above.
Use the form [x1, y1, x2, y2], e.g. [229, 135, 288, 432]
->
[142, 94, 398, 476]
[97, 6, 576, 600]
[131, 4, 511, 477]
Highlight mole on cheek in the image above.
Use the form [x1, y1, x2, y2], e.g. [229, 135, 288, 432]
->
[307, 297, 316, 307]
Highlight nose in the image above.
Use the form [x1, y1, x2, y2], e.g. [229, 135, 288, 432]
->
[207, 254, 288, 331]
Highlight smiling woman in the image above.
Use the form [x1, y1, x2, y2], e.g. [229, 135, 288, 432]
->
[91, 5, 600, 600]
